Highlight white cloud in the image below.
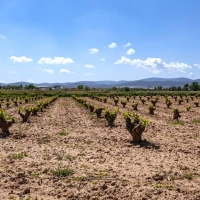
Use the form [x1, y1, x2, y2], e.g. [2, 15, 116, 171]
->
[84, 64, 95, 69]
[100, 58, 105, 61]
[114, 56, 191, 74]
[194, 63, 200, 68]
[123, 42, 131, 47]
[38, 57, 74, 64]
[11, 71, 17, 74]
[84, 72, 94, 76]
[43, 69, 54, 74]
[59, 69, 74, 73]
[27, 78, 35, 83]
[188, 72, 193, 77]
[0, 34, 6, 39]
[108, 42, 117, 48]
[127, 48, 136, 55]
[89, 48, 99, 54]
[10, 56, 33, 63]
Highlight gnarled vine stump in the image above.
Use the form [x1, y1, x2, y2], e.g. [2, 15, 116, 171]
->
[0, 118, 15, 137]
[125, 117, 145, 143]
[173, 110, 181, 120]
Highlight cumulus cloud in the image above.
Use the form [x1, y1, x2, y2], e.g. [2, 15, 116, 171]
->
[38, 57, 74, 64]
[114, 56, 191, 74]
[0, 34, 6, 39]
[84, 64, 95, 69]
[59, 69, 74, 73]
[108, 42, 117, 48]
[10, 56, 33, 63]
[89, 48, 99, 54]
[127, 48, 136, 55]
[123, 42, 131, 47]
[194, 63, 200, 68]
[43, 69, 54, 74]
[100, 58, 105, 61]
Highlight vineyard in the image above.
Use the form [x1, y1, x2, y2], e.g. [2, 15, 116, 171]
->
[0, 91, 200, 199]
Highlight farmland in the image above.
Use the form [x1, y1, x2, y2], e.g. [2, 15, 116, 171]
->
[0, 91, 200, 200]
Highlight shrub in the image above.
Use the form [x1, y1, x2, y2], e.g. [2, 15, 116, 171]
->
[95, 107, 104, 118]
[83, 102, 89, 109]
[24, 98, 29, 103]
[151, 99, 157, 106]
[104, 108, 119, 126]
[123, 111, 149, 143]
[126, 96, 130, 102]
[172, 108, 181, 120]
[146, 96, 151, 101]
[194, 101, 199, 107]
[141, 98, 146, 104]
[132, 102, 138, 110]
[89, 105, 94, 112]
[31, 106, 39, 116]
[103, 98, 107, 103]
[148, 105, 156, 115]
[13, 100, 18, 106]
[0, 109, 15, 137]
[186, 105, 191, 111]
[121, 100, 127, 108]
[18, 106, 32, 122]
[6, 102, 11, 108]
[114, 98, 119, 106]
[166, 101, 172, 108]
[178, 99, 183, 105]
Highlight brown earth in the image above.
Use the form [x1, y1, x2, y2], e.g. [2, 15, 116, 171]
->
[0, 96, 200, 200]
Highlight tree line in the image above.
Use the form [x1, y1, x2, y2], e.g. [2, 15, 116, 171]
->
[155, 82, 200, 91]
[0, 84, 37, 90]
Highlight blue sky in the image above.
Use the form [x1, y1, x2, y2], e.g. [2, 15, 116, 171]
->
[0, 0, 200, 83]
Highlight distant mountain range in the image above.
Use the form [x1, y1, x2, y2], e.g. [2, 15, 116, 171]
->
[1, 77, 200, 89]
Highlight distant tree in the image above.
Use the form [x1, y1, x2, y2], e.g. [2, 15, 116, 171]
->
[182, 83, 189, 91]
[77, 85, 84, 90]
[1, 84, 24, 90]
[171, 86, 178, 91]
[54, 85, 60, 89]
[84, 86, 90, 91]
[112, 86, 117, 90]
[189, 82, 199, 91]
[124, 87, 130, 92]
[177, 86, 182, 91]
[24, 84, 36, 90]
[157, 86, 162, 90]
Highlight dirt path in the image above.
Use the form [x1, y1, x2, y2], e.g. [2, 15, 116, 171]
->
[0, 97, 199, 199]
